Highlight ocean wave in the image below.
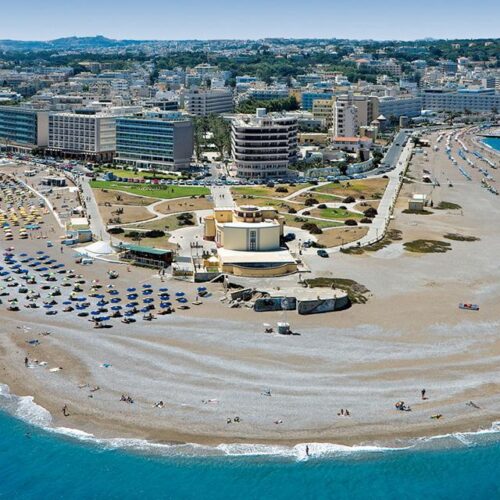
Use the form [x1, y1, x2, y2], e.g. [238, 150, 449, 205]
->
[1, 383, 499, 459]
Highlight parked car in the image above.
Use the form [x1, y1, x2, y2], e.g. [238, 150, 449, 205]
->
[317, 249, 329, 258]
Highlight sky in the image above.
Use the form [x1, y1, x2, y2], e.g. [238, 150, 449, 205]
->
[2, 0, 500, 41]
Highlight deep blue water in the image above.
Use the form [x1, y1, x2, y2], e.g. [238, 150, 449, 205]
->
[482, 136, 500, 152]
[1, 409, 499, 500]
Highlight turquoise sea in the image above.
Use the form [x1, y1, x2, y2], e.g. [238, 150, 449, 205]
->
[482, 136, 500, 153]
[1, 385, 499, 499]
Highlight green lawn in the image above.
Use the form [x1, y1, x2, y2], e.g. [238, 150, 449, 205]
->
[232, 183, 310, 198]
[282, 214, 342, 229]
[95, 168, 180, 180]
[311, 207, 363, 220]
[90, 181, 209, 200]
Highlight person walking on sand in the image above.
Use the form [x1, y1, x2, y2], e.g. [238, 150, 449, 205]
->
[421, 389, 427, 400]
[24, 356, 29, 367]
[305, 445, 310, 457]
[62, 405, 69, 417]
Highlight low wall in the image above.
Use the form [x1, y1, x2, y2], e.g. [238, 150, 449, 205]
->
[222, 262, 297, 277]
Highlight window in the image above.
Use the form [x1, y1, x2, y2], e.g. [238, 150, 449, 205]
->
[249, 230, 257, 251]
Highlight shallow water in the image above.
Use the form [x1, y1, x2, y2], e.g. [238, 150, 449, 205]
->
[1, 384, 499, 499]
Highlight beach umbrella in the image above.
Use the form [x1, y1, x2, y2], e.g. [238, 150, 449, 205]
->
[109, 290, 119, 295]
[197, 286, 207, 291]
[19, 253, 27, 257]
[160, 302, 172, 308]
[97, 300, 107, 307]
[62, 300, 72, 305]
[124, 311, 135, 317]
[177, 297, 188, 303]
[43, 304, 53, 309]
[142, 284, 152, 288]
[111, 306, 122, 311]
[36, 251, 44, 255]
[91, 310, 100, 316]
[142, 289, 153, 296]
[127, 287, 136, 292]
[143, 298, 154, 304]
[159, 287, 168, 292]
[110, 298, 121, 304]
[141, 307, 150, 313]
[126, 303, 136, 308]
[175, 292, 185, 297]
[127, 293, 138, 299]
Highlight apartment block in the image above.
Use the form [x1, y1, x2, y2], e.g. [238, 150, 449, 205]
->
[231, 108, 298, 179]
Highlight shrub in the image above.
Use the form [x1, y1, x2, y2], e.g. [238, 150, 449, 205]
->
[343, 196, 355, 203]
[302, 210, 311, 216]
[288, 207, 297, 214]
[108, 227, 124, 234]
[275, 186, 288, 193]
[317, 203, 327, 209]
[301, 222, 323, 234]
[304, 198, 318, 207]
[363, 207, 378, 218]
[344, 219, 358, 226]
[360, 218, 373, 224]
[144, 230, 165, 238]
[339, 205, 347, 210]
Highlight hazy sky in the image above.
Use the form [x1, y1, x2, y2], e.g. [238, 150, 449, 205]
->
[2, 0, 500, 41]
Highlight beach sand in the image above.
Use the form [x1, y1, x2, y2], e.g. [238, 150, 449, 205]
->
[1, 128, 499, 448]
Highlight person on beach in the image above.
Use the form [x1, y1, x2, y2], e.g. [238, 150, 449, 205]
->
[421, 389, 427, 400]
[24, 356, 29, 367]
[306, 445, 310, 457]
[62, 405, 69, 417]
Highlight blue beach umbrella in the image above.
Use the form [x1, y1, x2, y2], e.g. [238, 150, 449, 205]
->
[159, 287, 168, 292]
[175, 292, 185, 297]
[143, 298, 154, 304]
[91, 310, 100, 316]
[111, 306, 122, 311]
[43, 304, 53, 309]
[142, 284, 152, 288]
[127, 287, 136, 292]
[110, 298, 121, 304]
[141, 307, 150, 313]
[177, 297, 188, 303]
[142, 289, 153, 296]
[63, 301, 72, 305]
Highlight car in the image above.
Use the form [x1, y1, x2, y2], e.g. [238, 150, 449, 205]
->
[283, 232, 296, 242]
[317, 249, 329, 258]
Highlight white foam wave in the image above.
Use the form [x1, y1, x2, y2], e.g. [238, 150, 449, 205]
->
[1, 383, 499, 459]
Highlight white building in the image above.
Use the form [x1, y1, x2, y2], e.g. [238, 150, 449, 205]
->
[48, 107, 139, 160]
[183, 88, 234, 116]
[231, 108, 298, 179]
[333, 93, 378, 137]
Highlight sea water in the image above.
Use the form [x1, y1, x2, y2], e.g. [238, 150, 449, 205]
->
[482, 136, 500, 153]
[1, 385, 499, 499]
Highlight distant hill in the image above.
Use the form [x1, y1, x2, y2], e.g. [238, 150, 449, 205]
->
[0, 36, 145, 51]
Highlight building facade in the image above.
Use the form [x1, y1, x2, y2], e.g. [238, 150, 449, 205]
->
[48, 108, 138, 160]
[0, 106, 48, 150]
[115, 112, 193, 171]
[377, 96, 423, 119]
[421, 89, 500, 113]
[183, 88, 234, 116]
[333, 94, 378, 137]
[231, 108, 298, 179]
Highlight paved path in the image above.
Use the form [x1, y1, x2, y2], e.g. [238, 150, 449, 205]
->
[210, 185, 235, 208]
[80, 178, 110, 242]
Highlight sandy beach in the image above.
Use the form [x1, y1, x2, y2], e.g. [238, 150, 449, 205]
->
[1, 126, 499, 448]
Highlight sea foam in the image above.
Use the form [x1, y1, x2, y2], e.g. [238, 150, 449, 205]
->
[1, 383, 499, 460]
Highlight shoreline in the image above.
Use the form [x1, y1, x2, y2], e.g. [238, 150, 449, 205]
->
[2, 381, 499, 457]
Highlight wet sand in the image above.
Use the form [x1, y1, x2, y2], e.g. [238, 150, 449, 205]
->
[1, 129, 500, 448]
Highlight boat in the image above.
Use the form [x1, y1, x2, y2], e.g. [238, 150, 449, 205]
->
[459, 303, 479, 311]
